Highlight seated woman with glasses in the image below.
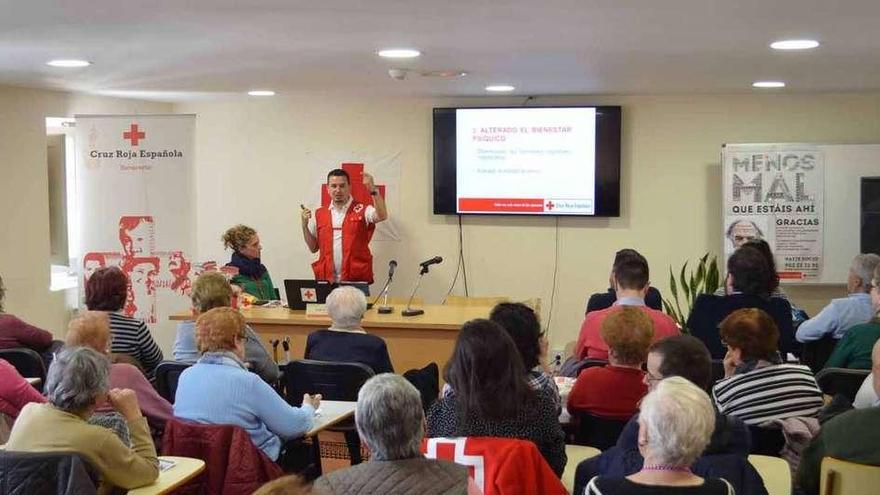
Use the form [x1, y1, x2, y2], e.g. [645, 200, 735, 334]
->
[713, 308, 823, 425]
[173, 307, 319, 462]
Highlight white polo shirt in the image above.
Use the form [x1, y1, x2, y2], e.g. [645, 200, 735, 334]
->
[308, 197, 378, 281]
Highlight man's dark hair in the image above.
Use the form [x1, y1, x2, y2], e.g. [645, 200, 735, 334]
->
[612, 249, 642, 270]
[648, 335, 713, 391]
[614, 254, 649, 290]
[327, 169, 350, 184]
[728, 245, 775, 297]
[490, 303, 542, 370]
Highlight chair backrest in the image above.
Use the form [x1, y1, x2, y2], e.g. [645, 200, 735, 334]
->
[562, 444, 601, 493]
[748, 454, 791, 495]
[748, 424, 786, 456]
[0, 348, 46, 386]
[573, 359, 608, 378]
[162, 418, 283, 495]
[820, 456, 880, 495]
[422, 436, 567, 495]
[816, 367, 871, 403]
[572, 412, 628, 450]
[0, 450, 98, 494]
[282, 359, 374, 406]
[154, 361, 192, 403]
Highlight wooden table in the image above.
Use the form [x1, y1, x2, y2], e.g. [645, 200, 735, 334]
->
[307, 400, 356, 437]
[172, 304, 490, 375]
[127, 456, 205, 495]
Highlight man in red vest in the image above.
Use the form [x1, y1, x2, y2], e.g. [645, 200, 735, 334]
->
[301, 168, 388, 284]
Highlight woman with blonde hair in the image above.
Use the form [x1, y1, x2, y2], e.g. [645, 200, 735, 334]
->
[173, 307, 318, 461]
[222, 224, 276, 300]
[586, 377, 734, 494]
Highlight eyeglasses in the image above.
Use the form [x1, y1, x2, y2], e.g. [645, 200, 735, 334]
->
[644, 370, 663, 383]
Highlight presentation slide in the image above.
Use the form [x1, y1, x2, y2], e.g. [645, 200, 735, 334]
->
[455, 107, 597, 214]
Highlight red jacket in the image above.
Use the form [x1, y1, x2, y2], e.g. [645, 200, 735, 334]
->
[422, 437, 567, 495]
[162, 419, 283, 495]
[576, 304, 681, 360]
[567, 365, 647, 420]
[311, 201, 376, 284]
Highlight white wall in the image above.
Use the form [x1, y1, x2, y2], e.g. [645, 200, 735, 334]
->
[0, 85, 171, 337]
[177, 91, 880, 351]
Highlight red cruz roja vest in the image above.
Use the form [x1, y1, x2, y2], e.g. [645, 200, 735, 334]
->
[311, 201, 376, 284]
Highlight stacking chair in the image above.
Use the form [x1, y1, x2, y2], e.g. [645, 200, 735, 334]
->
[820, 456, 880, 495]
[0, 348, 46, 391]
[748, 454, 791, 495]
[571, 412, 628, 451]
[816, 367, 871, 403]
[154, 361, 192, 403]
[282, 360, 374, 469]
[562, 444, 601, 493]
[572, 359, 608, 378]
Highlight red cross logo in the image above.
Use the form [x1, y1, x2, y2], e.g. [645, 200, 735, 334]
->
[304, 289, 315, 300]
[545, 200, 555, 210]
[123, 124, 146, 146]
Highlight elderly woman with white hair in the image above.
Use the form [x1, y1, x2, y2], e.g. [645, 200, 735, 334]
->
[304, 285, 393, 374]
[5, 346, 159, 493]
[585, 377, 734, 494]
[313, 373, 478, 494]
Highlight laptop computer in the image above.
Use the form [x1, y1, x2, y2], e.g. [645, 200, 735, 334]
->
[284, 279, 334, 310]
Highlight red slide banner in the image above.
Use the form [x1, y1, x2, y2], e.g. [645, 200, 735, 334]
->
[459, 198, 545, 213]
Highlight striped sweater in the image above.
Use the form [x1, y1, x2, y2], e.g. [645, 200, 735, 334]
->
[108, 312, 163, 379]
[712, 363, 824, 425]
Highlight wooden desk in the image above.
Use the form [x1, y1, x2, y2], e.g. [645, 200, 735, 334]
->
[307, 400, 356, 437]
[127, 456, 205, 495]
[172, 305, 489, 375]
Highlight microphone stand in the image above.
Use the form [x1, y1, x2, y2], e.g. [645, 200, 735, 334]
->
[401, 264, 429, 317]
[376, 274, 394, 314]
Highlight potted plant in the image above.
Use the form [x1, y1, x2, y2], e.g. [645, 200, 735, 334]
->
[662, 253, 721, 331]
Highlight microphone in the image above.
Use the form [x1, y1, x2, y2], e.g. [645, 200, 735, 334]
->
[388, 260, 398, 279]
[419, 256, 443, 267]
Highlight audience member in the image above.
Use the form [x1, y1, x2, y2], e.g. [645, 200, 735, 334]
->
[568, 307, 651, 420]
[574, 336, 764, 495]
[824, 263, 880, 369]
[585, 377, 734, 495]
[223, 224, 277, 300]
[314, 374, 477, 494]
[305, 286, 393, 374]
[5, 347, 158, 492]
[688, 245, 795, 359]
[576, 252, 679, 360]
[173, 272, 279, 382]
[713, 309, 823, 425]
[796, 253, 880, 343]
[85, 267, 163, 379]
[173, 307, 318, 461]
[797, 339, 880, 495]
[427, 319, 567, 477]
[0, 273, 61, 365]
[0, 357, 46, 420]
[490, 302, 560, 409]
[65, 311, 173, 434]
[586, 249, 663, 313]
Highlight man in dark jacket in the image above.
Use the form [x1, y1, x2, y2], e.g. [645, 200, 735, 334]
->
[573, 335, 768, 495]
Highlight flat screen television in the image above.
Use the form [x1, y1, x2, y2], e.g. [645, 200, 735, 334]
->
[433, 106, 621, 216]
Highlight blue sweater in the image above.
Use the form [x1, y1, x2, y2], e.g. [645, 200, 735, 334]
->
[173, 360, 314, 460]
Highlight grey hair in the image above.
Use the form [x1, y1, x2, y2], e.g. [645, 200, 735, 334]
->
[46, 347, 111, 414]
[326, 286, 367, 329]
[639, 376, 715, 467]
[851, 254, 880, 290]
[355, 373, 424, 460]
